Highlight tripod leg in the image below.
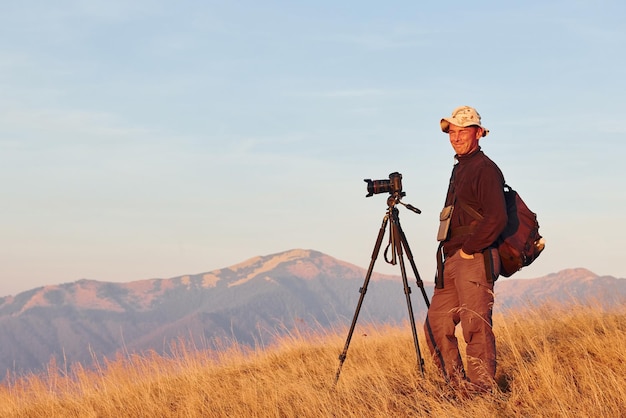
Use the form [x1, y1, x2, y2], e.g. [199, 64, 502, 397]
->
[397, 221, 430, 308]
[333, 213, 389, 386]
[390, 209, 425, 377]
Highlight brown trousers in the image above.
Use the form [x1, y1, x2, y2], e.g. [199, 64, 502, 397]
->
[424, 248, 499, 389]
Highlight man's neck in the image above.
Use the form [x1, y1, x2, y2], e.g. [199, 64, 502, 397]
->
[455, 146, 481, 161]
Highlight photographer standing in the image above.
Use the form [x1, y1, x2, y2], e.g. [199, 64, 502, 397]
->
[424, 106, 507, 394]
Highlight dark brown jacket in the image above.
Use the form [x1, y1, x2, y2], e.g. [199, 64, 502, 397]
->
[442, 148, 507, 258]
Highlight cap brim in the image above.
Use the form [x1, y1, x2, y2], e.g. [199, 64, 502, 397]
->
[440, 118, 489, 137]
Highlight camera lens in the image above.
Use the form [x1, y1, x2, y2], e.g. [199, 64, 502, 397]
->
[364, 172, 402, 197]
[364, 179, 391, 197]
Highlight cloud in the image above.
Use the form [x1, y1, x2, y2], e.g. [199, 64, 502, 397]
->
[296, 88, 390, 99]
[0, 107, 154, 148]
[596, 118, 626, 135]
[289, 86, 426, 101]
[313, 24, 435, 50]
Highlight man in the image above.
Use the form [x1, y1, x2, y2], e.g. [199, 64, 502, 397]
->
[424, 105, 507, 394]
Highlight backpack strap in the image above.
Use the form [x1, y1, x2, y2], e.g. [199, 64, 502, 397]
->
[459, 201, 484, 221]
[458, 181, 511, 221]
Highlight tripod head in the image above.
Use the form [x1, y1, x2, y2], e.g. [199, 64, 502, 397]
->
[387, 193, 421, 214]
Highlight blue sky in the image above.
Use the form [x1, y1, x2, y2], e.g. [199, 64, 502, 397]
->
[1, 1, 625, 296]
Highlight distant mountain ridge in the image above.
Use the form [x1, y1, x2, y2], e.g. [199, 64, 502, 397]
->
[0, 249, 406, 377]
[0, 249, 624, 379]
[495, 267, 626, 309]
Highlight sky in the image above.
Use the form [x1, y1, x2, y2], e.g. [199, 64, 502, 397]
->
[1, 1, 625, 297]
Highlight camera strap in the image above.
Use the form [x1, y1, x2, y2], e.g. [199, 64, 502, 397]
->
[435, 164, 458, 289]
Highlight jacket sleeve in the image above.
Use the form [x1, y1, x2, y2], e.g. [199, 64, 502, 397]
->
[460, 165, 507, 255]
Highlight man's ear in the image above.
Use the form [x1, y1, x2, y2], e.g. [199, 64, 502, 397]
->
[475, 127, 484, 139]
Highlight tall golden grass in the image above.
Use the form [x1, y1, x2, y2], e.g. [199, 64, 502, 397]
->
[1, 303, 625, 417]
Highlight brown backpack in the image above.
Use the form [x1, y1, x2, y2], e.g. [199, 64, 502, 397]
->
[460, 185, 545, 277]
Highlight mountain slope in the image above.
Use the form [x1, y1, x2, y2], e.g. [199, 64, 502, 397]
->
[495, 267, 626, 309]
[0, 249, 416, 376]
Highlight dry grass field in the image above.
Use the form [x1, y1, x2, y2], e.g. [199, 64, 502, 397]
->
[1, 303, 625, 417]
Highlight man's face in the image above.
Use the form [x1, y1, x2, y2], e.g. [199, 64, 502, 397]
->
[447, 124, 482, 156]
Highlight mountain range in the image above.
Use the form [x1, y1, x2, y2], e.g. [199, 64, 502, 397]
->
[1, 249, 624, 379]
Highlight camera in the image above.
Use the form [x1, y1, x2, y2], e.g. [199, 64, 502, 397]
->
[364, 172, 403, 197]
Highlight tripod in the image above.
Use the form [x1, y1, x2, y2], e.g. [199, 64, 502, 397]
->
[334, 192, 432, 386]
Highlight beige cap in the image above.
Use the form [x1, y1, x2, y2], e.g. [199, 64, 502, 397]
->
[440, 105, 489, 137]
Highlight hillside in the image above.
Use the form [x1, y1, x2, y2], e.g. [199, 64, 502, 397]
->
[1, 304, 624, 417]
[0, 249, 409, 377]
[496, 267, 626, 309]
[0, 249, 625, 379]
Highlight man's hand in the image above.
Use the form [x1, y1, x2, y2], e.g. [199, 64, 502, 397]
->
[460, 249, 475, 259]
